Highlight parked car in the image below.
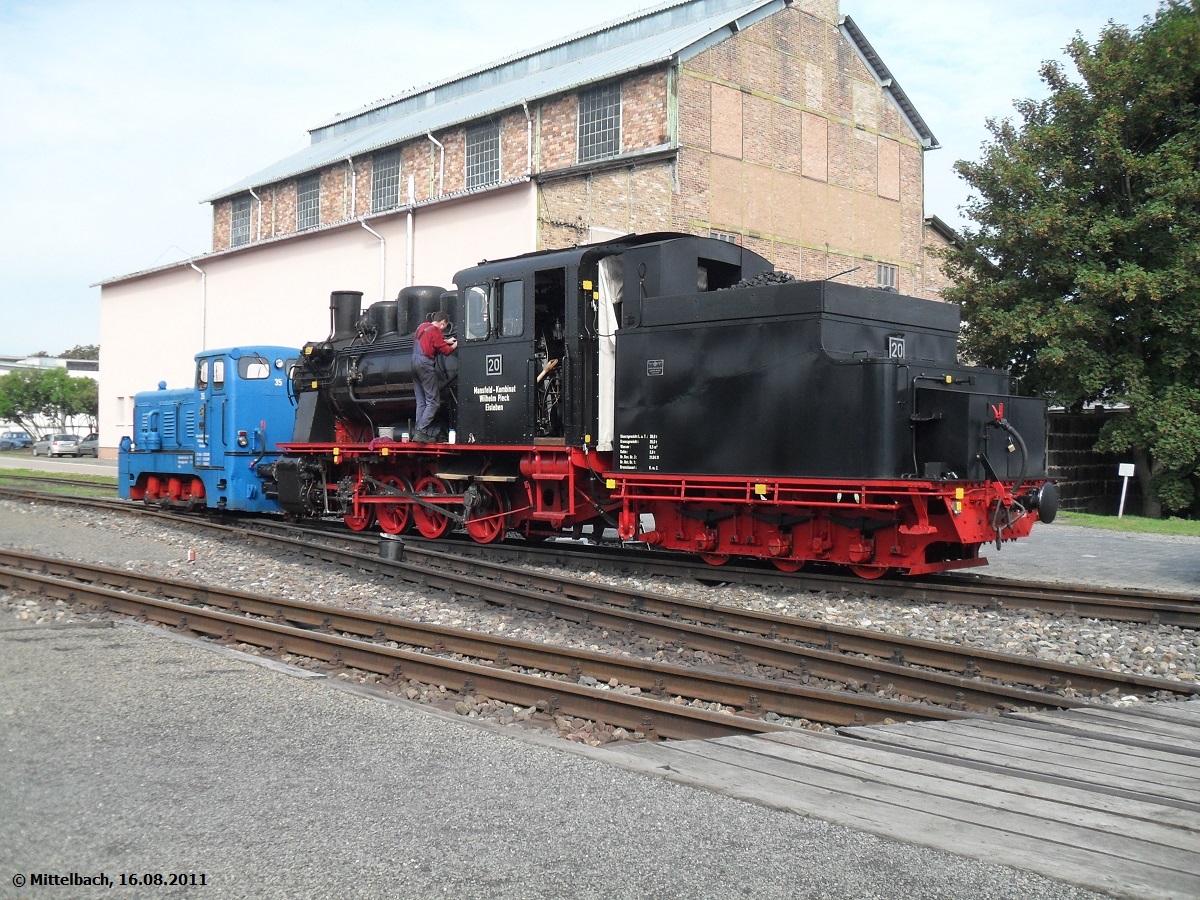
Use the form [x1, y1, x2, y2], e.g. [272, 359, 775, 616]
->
[0, 431, 33, 451]
[32, 434, 82, 457]
[78, 433, 100, 457]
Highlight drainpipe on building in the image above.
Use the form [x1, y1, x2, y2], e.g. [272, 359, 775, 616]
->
[522, 100, 532, 176]
[427, 133, 444, 197]
[345, 158, 356, 218]
[189, 261, 207, 349]
[359, 219, 386, 302]
[248, 186, 262, 241]
[406, 174, 415, 288]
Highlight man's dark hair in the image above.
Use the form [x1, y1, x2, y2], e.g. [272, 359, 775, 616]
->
[432, 310, 449, 324]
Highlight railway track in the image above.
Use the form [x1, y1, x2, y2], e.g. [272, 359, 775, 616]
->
[222, 520, 1196, 701]
[5, 544, 1189, 748]
[2, 491, 1195, 729]
[406, 529, 1200, 628]
[3, 484, 1198, 707]
[0, 550, 789, 740]
[0, 472, 114, 491]
[3, 482, 1198, 628]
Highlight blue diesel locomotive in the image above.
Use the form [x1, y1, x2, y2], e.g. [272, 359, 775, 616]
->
[119, 346, 300, 513]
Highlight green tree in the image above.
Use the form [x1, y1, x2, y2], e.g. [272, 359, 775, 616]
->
[0, 368, 98, 435]
[941, 0, 1200, 516]
[65, 374, 99, 431]
[58, 344, 99, 361]
[0, 370, 47, 436]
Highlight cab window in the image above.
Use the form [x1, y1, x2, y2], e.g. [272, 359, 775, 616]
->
[498, 280, 524, 337]
[197, 360, 209, 391]
[238, 356, 270, 379]
[212, 358, 226, 391]
[465, 285, 489, 340]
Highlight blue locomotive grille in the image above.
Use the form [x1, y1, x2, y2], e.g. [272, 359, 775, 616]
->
[184, 410, 196, 439]
[162, 410, 177, 441]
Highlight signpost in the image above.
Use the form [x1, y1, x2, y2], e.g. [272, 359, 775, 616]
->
[1118, 462, 1135, 518]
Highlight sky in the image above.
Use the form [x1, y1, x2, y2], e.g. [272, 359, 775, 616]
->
[0, 0, 1164, 356]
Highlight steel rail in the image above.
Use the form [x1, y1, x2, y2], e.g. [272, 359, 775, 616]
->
[3, 488, 1196, 704]
[414, 535, 1200, 626]
[0, 558, 986, 735]
[5, 485, 1198, 626]
[1, 552, 991, 726]
[0, 473, 112, 489]
[2, 483, 1191, 704]
[0, 548, 1084, 715]
[0, 562, 793, 741]
[222, 525, 1196, 702]
[206, 535, 1131, 709]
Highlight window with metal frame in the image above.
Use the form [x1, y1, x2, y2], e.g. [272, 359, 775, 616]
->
[371, 148, 402, 212]
[466, 121, 500, 190]
[578, 83, 621, 163]
[877, 263, 898, 291]
[498, 281, 524, 337]
[465, 285, 489, 340]
[238, 356, 270, 380]
[297, 174, 320, 230]
[231, 196, 252, 246]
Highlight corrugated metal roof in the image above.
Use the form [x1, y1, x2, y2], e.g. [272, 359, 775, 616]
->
[204, 0, 775, 202]
[205, 1, 938, 204]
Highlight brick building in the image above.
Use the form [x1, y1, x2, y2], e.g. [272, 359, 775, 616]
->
[97, 0, 955, 455]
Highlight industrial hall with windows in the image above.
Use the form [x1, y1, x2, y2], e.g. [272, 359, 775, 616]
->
[96, 0, 956, 456]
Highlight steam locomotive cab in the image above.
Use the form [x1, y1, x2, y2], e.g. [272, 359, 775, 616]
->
[451, 272, 551, 445]
[449, 233, 772, 448]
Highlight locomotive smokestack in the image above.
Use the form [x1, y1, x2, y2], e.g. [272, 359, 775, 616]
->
[330, 291, 364, 342]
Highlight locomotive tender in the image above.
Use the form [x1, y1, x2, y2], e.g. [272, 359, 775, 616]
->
[121, 232, 1058, 577]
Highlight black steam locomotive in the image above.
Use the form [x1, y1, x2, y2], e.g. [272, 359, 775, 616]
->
[261, 232, 1056, 577]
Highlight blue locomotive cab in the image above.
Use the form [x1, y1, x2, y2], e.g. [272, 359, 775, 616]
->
[119, 346, 300, 512]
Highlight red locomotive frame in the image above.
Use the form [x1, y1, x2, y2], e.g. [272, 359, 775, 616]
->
[284, 435, 1038, 578]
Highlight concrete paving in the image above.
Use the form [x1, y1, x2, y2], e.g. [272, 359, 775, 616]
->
[982, 520, 1200, 596]
[0, 623, 1104, 900]
[0, 452, 115, 477]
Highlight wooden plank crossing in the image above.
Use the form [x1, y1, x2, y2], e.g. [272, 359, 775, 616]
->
[605, 699, 1200, 899]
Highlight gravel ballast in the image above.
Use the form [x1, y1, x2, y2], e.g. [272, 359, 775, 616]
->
[3, 499, 1196, 695]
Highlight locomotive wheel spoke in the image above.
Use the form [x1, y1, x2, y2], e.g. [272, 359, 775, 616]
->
[343, 505, 375, 532]
[465, 485, 508, 545]
[412, 476, 452, 539]
[376, 474, 413, 535]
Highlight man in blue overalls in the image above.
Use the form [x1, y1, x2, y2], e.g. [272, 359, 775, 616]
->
[411, 311, 457, 442]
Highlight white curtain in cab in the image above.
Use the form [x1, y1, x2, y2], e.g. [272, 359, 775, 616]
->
[597, 254, 623, 452]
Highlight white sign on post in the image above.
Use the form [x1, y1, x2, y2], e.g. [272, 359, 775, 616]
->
[1118, 463, 1135, 518]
